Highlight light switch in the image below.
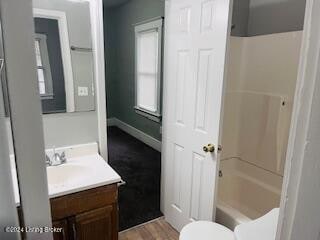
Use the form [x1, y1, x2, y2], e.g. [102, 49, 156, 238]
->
[78, 86, 89, 96]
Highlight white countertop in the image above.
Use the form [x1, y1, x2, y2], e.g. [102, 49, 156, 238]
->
[12, 154, 121, 205]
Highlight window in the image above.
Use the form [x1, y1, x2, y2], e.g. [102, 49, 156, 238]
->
[35, 34, 53, 99]
[134, 18, 163, 122]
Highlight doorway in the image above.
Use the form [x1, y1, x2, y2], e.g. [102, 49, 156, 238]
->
[103, 0, 164, 231]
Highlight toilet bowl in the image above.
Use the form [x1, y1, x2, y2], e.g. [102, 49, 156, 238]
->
[179, 208, 279, 240]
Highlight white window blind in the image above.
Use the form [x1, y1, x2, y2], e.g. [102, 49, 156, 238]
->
[34, 34, 53, 99]
[134, 18, 163, 121]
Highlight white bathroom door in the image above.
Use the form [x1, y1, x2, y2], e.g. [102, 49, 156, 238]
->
[162, 0, 233, 231]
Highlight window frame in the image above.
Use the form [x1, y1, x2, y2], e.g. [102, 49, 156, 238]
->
[134, 17, 163, 122]
[35, 33, 54, 100]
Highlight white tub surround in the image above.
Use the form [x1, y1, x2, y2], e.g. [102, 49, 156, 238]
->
[217, 31, 302, 230]
[216, 202, 251, 230]
[216, 158, 282, 230]
[223, 32, 302, 177]
[11, 143, 121, 205]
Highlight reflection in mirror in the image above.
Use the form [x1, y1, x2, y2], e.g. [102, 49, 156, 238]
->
[30, 0, 99, 154]
[0, 0, 99, 170]
[33, 0, 95, 114]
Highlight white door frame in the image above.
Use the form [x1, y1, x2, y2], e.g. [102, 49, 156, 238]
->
[160, 0, 170, 215]
[33, 8, 75, 113]
[89, 0, 108, 160]
[0, 0, 52, 239]
[276, 0, 320, 239]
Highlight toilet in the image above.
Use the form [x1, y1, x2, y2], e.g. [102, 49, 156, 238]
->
[180, 208, 279, 240]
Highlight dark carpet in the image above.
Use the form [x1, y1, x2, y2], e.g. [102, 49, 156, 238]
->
[107, 126, 163, 231]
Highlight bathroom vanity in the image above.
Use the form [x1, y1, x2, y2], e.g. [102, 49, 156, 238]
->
[51, 184, 118, 240]
[12, 144, 121, 240]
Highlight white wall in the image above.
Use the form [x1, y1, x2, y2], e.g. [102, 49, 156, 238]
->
[6, 111, 98, 155]
[42, 112, 98, 149]
[222, 31, 302, 176]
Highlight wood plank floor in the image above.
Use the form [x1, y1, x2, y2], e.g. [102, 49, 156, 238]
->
[119, 218, 179, 240]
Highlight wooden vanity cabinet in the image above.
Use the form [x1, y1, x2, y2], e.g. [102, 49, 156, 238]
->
[50, 184, 118, 240]
[52, 219, 69, 240]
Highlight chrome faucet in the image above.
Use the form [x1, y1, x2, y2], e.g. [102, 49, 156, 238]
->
[46, 147, 67, 166]
[45, 154, 51, 166]
[52, 151, 67, 166]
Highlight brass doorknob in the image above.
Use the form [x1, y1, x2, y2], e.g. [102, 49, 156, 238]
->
[203, 144, 215, 153]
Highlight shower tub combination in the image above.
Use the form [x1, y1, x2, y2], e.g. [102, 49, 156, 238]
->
[215, 157, 283, 230]
[214, 31, 302, 230]
[215, 90, 287, 230]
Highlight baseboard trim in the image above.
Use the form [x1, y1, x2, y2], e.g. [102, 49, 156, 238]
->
[119, 216, 164, 233]
[107, 118, 117, 126]
[107, 118, 161, 152]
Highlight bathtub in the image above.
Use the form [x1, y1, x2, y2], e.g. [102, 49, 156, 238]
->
[215, 157, 283, 230]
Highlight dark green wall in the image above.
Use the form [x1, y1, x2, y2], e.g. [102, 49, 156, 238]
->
[231, 0, 306, 37]
[247, 0, 306, 36]
[104, 0, 164, 141]
[35, 18, 66, 114]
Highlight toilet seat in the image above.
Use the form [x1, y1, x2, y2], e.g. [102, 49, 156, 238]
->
[234, 208, 279, 240]
[179, 208, 279, 240]
[180, 221, 234, 240]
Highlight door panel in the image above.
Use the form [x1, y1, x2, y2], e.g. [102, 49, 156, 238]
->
[194, 49, 213, 132]
[175, 50, 190, 125]
[73, 206, 115, 240]
[163, 0, 232, 231]
[53, 220, 69, 240]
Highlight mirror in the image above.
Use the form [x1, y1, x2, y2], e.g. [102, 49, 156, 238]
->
[31, 0, 99, 153]
[0, 0, 100, 158]
[33, 0, 95, 114]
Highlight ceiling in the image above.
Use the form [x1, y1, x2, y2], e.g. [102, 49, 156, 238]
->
[104, 0, 129, 8]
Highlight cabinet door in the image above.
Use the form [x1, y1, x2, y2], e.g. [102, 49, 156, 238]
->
[53, 219, 69, 240]
[72, 205, 118, 240]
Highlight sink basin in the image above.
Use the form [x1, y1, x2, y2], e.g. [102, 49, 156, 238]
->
[47, 164, 89, 186]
